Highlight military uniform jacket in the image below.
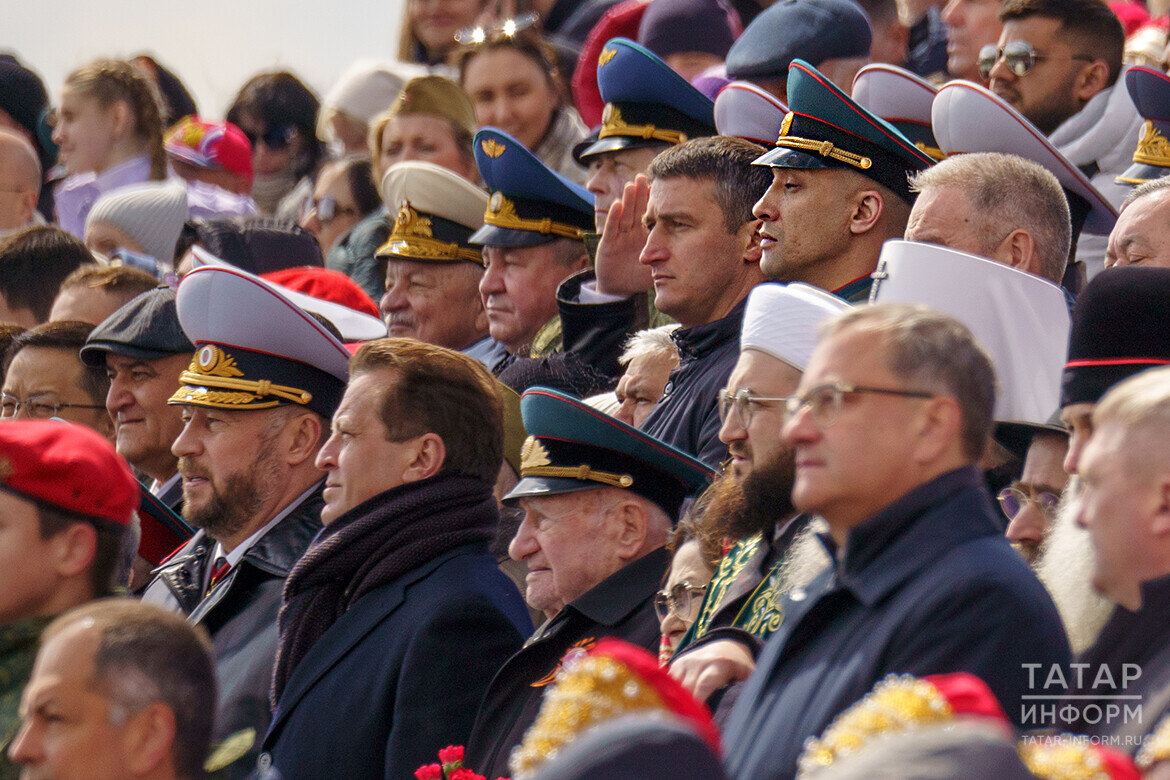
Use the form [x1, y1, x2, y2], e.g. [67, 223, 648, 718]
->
[466, 546, 668, 779]
[1060, 573, 1170, 750]
[642, 299, 746, 468]
[723, 467, 1071, 779]
[260, 543, 531, 780]
[140, 488, 323, 778]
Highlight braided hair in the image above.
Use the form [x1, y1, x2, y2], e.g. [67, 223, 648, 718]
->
[65, 59, 167, 180]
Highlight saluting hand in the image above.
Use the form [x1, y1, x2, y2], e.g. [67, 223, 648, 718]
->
[595, 174, 654, 297]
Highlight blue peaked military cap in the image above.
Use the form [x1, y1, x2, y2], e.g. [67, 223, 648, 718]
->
[754, 59, 935, 203]
[504, 387, 714, 520]
[471, 128, 595, 248]
[578, 38, 716, 160]
[1118, 66, 1170, 186]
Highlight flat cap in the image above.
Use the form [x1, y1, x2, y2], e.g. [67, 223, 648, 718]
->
[0, 420, 138, 527]
[726, 0, 871, 80]
[81, 286, 194, 368]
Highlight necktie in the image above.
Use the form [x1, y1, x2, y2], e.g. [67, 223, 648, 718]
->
[209, 557, 230, 589]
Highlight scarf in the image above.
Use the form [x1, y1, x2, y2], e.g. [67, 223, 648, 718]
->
[271, 471, 498, 703]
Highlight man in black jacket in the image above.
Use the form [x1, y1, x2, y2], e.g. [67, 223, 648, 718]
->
[140, 262, 351, 777]
[465, 387, 713, 778]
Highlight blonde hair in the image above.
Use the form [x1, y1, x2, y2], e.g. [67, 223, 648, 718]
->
[65, 59, 166, 180]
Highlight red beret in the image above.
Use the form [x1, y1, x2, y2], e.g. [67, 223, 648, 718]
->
[262, 266, 380, 318]
[0, 421, 139, 526]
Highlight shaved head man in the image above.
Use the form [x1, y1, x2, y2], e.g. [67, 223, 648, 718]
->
[0, 129, 42, 235]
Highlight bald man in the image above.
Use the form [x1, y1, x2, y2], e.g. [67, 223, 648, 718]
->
[0, 129, 42, 236]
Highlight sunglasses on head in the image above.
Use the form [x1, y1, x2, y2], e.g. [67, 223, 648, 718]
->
[454, 12, 539, 45]
[977, 40, 1095, 80]
[243, 125, 296, 151]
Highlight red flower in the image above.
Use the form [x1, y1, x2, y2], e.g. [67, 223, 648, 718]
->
[414, 764, 442, 780]
[438, 745, 465, 765]
[449, 768, 485, 780]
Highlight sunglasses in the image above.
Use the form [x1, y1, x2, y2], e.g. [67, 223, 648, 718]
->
[977, 41, 1095, 80]
[243, 125, 297, 151]
[301, 196, 359, 224]
[454, 12, 539, 45]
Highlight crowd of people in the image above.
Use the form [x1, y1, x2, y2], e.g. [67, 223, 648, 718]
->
[4, 0, 1170, 776]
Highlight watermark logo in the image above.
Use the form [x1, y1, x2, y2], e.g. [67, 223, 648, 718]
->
[1020, 663, 1143, 728]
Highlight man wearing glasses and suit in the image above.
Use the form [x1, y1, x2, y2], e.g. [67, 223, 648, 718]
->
[721, 303, 1070, 779]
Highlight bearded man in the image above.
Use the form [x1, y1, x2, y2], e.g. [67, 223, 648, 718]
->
[140, 264, 350, 778]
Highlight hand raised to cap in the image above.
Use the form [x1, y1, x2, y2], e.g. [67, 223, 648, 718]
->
[596, 174, 654, 297]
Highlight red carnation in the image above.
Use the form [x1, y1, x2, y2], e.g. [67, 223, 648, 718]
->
[438, 745, 465, 765]
[449, 768, 485, 780]
[414, 763, 442, 780]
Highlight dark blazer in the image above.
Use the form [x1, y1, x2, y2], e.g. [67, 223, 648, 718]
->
[260, 543, 531, 780]
[141, 488, 323, 779]
[467, 546, 668, 779]
[722, 467, 1071, 779]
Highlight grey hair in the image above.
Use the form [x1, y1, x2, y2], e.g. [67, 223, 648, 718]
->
[1121, 176, 1170, 211]
[908, 152, 1072, 284]
[619, 324, 681, 367]
[819, 303, 996, 461]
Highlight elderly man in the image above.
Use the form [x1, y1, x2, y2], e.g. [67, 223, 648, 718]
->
[9, 600, 215, 780]
[905, 152, 1071, 285]
[613, 325, 679, 428]
[260, 339, 530, 778]
[80, 287, 196, 571]
[633, 136, 770, 466]
[670, 283, 847, 706]
[752, 60, 935, 302]
[471, 129, 592, 364]
[0, 421, 138, 779]
[465, 387, 713, 778]
[0, 226, 94, 328]
[942, 0, 1003, 82]
[0, 130, 42, 238]
[376, 161, 501, 367]
[2, 321, 112, 439]
[140, 264, 349, 778]
[1061, 366, 1170, 749]
[1106, 177, 1170, 269]
[722, 304, 1070, 779]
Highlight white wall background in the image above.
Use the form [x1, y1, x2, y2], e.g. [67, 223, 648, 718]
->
[3, 0, 407, 119]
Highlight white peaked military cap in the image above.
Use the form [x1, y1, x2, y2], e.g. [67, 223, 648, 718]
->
[869, 240, 1070, 428]
[714, 81, 788, 145]
[189, 247, 387, 342]
[171, 254, 352, 419]
[741, 282, 851, 371]
[852, 64, 943, 161]
[378, 160, 489, 266]
[932, 81, 1118, 236]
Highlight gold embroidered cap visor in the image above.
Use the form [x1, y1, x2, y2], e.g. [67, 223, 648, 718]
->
[576, 102, 715, 160]
[502, 387, 715, 519]
[754, 111, 925, 203]
[470, 191, 591, 247]
[1117, 120, 1170, 185]
[375, 202, 484, 266]
[168, 343, 345, 419]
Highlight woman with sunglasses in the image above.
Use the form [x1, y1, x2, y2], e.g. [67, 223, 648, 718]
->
[52, 59, 167, 240]
[227, 71, 325, 218]
[456, 24, 589, 183]
[300, 155, 383, 293]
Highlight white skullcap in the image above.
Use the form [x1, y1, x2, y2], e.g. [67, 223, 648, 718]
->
[85, 180, 187, 264]
[741, 282, 850, 370]
[870, 239, 1070, 426]
[317, 60, 428, 141]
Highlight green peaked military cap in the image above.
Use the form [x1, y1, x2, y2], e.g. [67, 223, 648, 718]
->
[754, 59, 935, 203]
[504, 387, 714, 520]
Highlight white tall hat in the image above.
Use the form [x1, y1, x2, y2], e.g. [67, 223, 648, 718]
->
[869, 239, 1071, 428]
[741, 282, 851, 371]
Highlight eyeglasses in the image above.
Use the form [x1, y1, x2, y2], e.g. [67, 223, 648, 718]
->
[301, 196, 359, 224]
[718, 388, 790, 429]
[454, 12, 539, 45]
[242, 125, 296, 151]
[977, 41, 1095, 80]
[997, 485, 1060, 521]
[0, 393, 105, 420]
[783, 383, 936, 428]
[653, 581, 707, 623]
